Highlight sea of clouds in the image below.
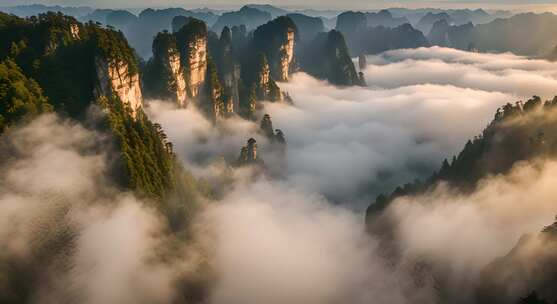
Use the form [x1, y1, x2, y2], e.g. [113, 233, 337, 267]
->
[146, 47, 557, 303]
[149, 47, 557, 207]
[3, 47, 557, 303]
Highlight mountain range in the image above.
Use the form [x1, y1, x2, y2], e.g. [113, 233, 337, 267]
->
[2, 3, 557, 304]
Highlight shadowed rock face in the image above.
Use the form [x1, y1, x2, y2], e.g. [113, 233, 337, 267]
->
[286, 13, 325, 43]
[216, 27, 241, 114]
[171, 15, 194, 33]
[416, 12, 452, 34]
[336, 11, 367, 35]
[300, 30, 364, 86]
[366, 10, 409, 28]
[94, 57, 143, 116]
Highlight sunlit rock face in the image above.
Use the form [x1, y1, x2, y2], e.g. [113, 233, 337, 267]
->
[149, 32, 188, 106]
[43, 17, 83, 54]
[253, 16, 298, 82]
[142, 32, 188, 106]
[167, 48, 188, 106]
[257, 56, 271, 89]
[174, 20, 209, 100]
[278, 29, 295, 81]
[94, 57, 143, 115]
[69, 23, 80, 39]
[184, 35, 207, 97]
[253, 53, 282, 102]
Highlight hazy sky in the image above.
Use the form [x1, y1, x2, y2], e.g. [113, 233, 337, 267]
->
[4, 0, 557, 11]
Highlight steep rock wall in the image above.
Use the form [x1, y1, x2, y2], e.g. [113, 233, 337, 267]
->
[278, 29, 295, 81]
[183, 36, 207, 98]
[167, 48, 187, 106]
[94, 57, 143, 115]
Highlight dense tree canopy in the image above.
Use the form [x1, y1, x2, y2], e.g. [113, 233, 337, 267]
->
[0, 59, 51, 133]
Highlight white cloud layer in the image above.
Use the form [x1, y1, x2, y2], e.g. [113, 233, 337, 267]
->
[4, 47, 557, 304]
[144, 47, 557, 303]
[150, 47, 557, 207]
[365, 47, 557, 98]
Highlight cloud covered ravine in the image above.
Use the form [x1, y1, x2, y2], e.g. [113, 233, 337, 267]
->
[3, 46, 557, 304]
[149, 47, 557, 208]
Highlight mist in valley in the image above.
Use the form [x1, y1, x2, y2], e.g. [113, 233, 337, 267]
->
[3, 2, 557, 303]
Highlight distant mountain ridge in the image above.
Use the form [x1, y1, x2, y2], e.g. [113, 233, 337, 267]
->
[2, 4, 529, 59]
[427, 12, 557, 57]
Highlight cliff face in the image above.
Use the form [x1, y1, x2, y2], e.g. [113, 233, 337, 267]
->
[145, 20, 231, 121]
[144, 32, 188, 106]
[278, 29, 295, 81]
[237, 138, 260, 166]
[217, 27, 241, 114]
[202, 58, 224, 121]
[167, 48, 188, 106]
[69, 23, 80, 39]
[94, 57, 143, 115]
[42, 18, 83, 54]
[286, 13, 325, 43]
[143, 21, 209, 106]
[300, 30, 364, 86]
[183, 35, 207, 97]
[171, 15, 194, 33]
[427, 19, 451, 47]
[254, 53, 282, 101]
[253, 16, 298, 82]
[222, 64, 241, 113]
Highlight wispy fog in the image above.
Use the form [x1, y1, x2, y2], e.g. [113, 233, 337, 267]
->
[0, 115, 180, 303]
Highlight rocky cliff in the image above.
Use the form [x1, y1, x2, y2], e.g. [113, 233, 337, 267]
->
[253, 16, 298, 82]
[253, 53, 282, 101]
[427, 19, 451, 46]
[216, 27, 241, 114]
[286, 13, 325, 44]
[260, 113, 286, 144]
[175, 19, 208, 99]
[143, 32, 187, 106]
[416, 12, 452, 34]
[171, 15, 194, 33]
[237, 138, 260, 166]
[94, 57, 143, 115]
[183, 37, 207, 98]
[300, 30, 365, 86]
[166, 43, 187, 106]
[201, 57, 225, 121]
